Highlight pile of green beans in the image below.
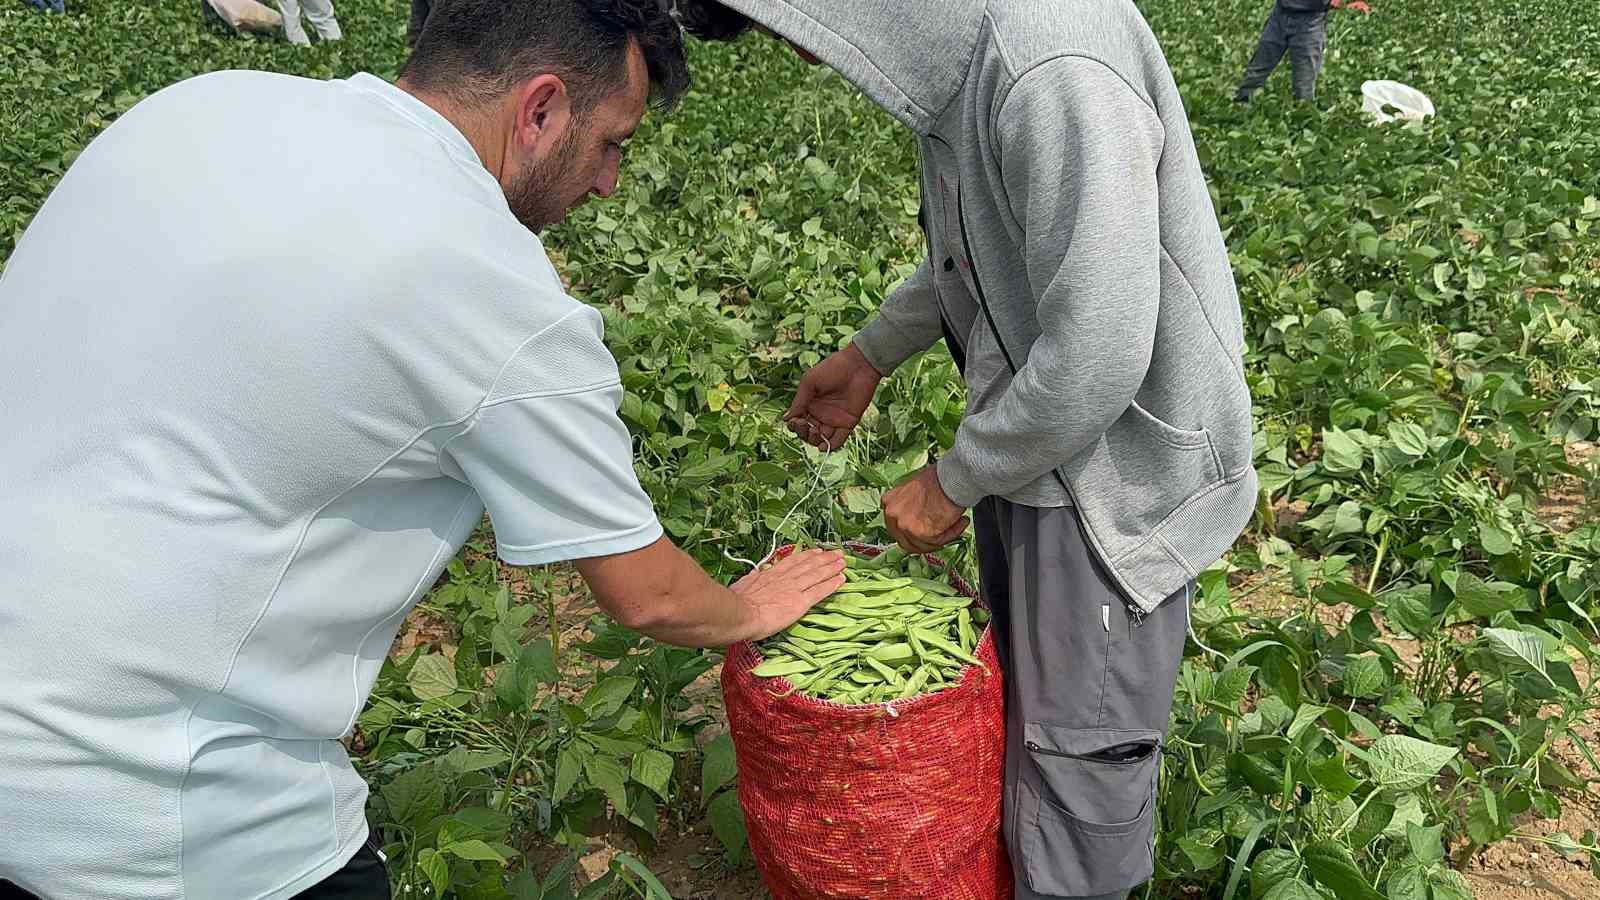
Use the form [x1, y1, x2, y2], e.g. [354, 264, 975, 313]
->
[751, 547, 990, 704]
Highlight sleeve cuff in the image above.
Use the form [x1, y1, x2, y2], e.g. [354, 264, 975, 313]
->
[852, 316, 921, 375]
[496, 518, 664, 566]
[935, 449, 988, 509]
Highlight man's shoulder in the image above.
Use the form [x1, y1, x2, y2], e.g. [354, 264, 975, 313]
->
[984, 0, 1163, 87]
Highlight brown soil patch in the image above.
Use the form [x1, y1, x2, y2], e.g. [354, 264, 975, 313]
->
[1537, 441, 1598, 535]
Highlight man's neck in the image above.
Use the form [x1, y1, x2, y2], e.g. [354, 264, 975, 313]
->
[395, 77, 504, 181]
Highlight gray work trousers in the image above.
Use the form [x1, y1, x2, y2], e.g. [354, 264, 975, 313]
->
[975, 499, 1189, 900]
[1235, 7, 1328, 101]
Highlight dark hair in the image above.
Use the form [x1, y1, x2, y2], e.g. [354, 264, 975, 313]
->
[402, 0, 690, 112]
[672, 0, 753, 41]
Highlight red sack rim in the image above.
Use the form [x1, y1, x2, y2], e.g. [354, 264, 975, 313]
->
[726, 542, 998, 716]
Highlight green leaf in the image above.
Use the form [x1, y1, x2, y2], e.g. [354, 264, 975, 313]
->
[1384, 793, 1427, 839]
[701, 733, 738, 803]
[1179, 833, 1226, 870]
[491, 623, 524, 663]
[1322, 428, 1367, 473]
[581, 676, 639, 718]
[708, 789, 749, 864]
[1342, 655, 1388, 699]
[443, 839, 510, 864]
[407, 653, 459, 701]
[585, 755, 629, 813]
[1304, 841, 1383, 900]
[1315, 582, 1376, 610]
[381, 764, 444, 829]
[1214, 665, 1257, 707]
[1455, 574, 1524, 618]
[1483, 627, 1556, 687]
[1407, 821, 1447, 865]
[1288, 704, 1328, 741]
[1368, 735, 1458, 791]
[455, 633, 483, 690]
[418, 848, 450, 897]
[630, 749, 675, 800]
[1262, 880, 1324, 900]
[517, 639, 559, 690]
[1382, 585, 1436, 637]
[553, 746, 584, 804]
[1428, 869, 1472, 900]
[748, 461, 791, 487]
[1386, 863, 1429, 900]
[1333, 501, 1366, 535]
[1348, 796, 1395, 847]
[1477, 520, 1517, 556]
[440, 747, 511, 775]
[841, 484, 882, 514]
[1388, 422, 1431, 457]
[1249, 848, 1302, 899]
[1309, 755, 1361, 802]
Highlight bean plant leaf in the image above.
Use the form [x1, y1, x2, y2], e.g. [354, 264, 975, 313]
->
[1368, 735, 1458, 791]
[443, 838, 509, 863]
[630, 749, 675, 801]
[381, 764, 444, 829]
[553, 745, 584, 804]
[408, 653, 459, 701]
[1483, 627, 1556, 687]
[1249, 848, 1301, 899]
[701, 732, 738, 804]
[708, 789, 749, 864]
[581, 676, 639, 719]
[1262, 881, 1324, 900]
[1342, 655, 1387, 699]
[585, 755, 630, 813]
[1303, 841, 1383, 900]
[417, 848, 449, 897]
[1455, 574, 1525, 618]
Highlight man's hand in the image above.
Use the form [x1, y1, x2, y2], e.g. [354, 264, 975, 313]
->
[1331, 0, 1372, 12]
[883, 464, 969, 553]
[785, 343, 883, 451]
[730, 549, 847, 640]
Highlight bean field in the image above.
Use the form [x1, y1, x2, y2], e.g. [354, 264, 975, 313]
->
[4, 1, 1599, 898]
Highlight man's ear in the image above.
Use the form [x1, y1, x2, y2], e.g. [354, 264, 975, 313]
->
[513, 73, 573, 156]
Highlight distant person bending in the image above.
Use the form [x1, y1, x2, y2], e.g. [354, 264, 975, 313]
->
[1235, 0, 1371, 103]
[280, 0, 342, 45]
[24, 0, 66, 12]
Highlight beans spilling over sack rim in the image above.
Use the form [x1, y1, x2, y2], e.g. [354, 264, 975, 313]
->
[751, 546, 990, 704]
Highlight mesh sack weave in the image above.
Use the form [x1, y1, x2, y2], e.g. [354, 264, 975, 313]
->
[721, 543, 1012, 900]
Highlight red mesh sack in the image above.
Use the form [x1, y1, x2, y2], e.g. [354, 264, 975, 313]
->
[721, 543, 1012, 900]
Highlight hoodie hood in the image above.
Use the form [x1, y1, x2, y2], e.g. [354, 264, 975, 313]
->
[712, 0, 986, 134]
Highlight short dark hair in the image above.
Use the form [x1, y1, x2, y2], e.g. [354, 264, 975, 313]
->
[672, 0, 753, 41]
[402, 0, 690, 112]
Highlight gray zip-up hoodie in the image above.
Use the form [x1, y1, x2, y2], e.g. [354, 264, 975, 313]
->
[717, 0, 1257, 613]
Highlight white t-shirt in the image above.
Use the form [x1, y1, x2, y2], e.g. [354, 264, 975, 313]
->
[0, 71, 662, 899]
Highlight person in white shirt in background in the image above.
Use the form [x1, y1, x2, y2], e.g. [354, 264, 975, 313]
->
[279, 0, 342, 45]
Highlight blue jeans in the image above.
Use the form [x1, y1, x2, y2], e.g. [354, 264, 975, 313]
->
[1236, 8, 1328, 101]
[25, 0, 67, 11]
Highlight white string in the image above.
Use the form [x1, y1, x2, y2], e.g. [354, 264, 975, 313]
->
[766, 426, 837, 561]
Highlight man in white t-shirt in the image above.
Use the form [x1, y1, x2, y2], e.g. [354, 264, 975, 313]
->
[0, 2, 844, 898]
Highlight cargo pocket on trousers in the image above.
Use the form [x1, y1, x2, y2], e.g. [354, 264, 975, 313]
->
[1020, 724, 1161, 898]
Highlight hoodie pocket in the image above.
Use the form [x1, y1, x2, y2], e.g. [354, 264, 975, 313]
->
[1019, 725, 1161, 897]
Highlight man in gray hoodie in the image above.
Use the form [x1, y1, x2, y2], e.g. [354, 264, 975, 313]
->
[680, 1, 1257, 897]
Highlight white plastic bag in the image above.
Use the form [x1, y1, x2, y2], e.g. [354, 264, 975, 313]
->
[204, 0, 284, 34]
[1361, 80, 1436, 126]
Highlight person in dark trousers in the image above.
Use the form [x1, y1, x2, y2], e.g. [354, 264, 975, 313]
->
[1234, 0, 1372, 103]
[678, 1, 1257, 898]
[408, 0, 431, 46]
